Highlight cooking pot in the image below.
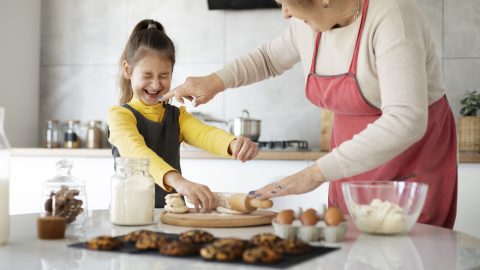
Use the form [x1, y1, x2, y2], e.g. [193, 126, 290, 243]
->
[230, 110, 261, 141]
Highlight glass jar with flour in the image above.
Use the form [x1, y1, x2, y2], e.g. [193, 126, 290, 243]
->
[110, 157, 154, 225]
[0, 107, 11, 245]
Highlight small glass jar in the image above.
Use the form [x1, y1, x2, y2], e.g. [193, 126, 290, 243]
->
[86, 120, 103, 149]
[110, 157, 154, 226]
[64, 120, 81, 148]
[41, 159, 87, 229]
[42, 120, 60, 148]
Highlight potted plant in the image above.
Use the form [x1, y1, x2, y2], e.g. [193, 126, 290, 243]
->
[458, 90, 480, 151]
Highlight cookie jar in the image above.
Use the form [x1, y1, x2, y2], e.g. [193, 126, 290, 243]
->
[110, 157, 154, 226]
[41, 159, 88, 229]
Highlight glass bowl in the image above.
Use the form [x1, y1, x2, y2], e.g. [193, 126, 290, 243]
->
[342, 181, 428, 235]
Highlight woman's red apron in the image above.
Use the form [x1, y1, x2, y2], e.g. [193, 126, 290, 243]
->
[305, 0, 457, 228]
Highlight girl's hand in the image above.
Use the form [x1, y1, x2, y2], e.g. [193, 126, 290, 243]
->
[229, 136, 259, 162]
[248, 164, 326, 199]
[164, 172, 216, 212]
[160, 74, 225, 106]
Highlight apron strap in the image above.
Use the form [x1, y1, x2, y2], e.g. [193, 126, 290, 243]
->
[349, 0, 369, 74]
[310, 32, 322, 74]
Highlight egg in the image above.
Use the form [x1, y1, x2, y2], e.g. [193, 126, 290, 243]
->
[275, 209, 295, 225]
[300, 209, 319, 226]
[324, 207, 344, 226]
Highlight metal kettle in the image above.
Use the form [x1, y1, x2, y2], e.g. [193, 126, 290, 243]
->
[229, 110, 261, 141]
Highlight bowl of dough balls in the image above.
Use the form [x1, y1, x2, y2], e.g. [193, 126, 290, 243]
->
[342, 181, 428, 235]
[272, 206, 348, 243]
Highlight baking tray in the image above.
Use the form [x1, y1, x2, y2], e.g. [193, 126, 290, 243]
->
[69, 232, 339, 269]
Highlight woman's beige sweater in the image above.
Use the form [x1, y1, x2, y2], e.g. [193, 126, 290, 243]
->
[215, 0, 446, 181]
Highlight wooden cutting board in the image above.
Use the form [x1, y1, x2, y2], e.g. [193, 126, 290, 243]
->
[160, 209, 276, 228]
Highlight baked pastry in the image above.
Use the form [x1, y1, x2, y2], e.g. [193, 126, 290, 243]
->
[242, 246, 283, 264]
[179, 229, 214, 244]
[123, 230, 157, 242]
[250, 233, 282, 248]
[135, 233, 167, 250]
[158, 240, 198, 256]
[277, 239, 312, 255]
[87, 236, 123, 250]
[165, 193, 188, 214]
[200, 238, 249, 261]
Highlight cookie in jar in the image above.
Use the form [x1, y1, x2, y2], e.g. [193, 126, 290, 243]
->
[41, 159, 87, 229]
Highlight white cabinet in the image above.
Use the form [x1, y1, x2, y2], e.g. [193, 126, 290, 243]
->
[9, 155, 329, 215]
[10, 156, 114, 215]
[180, 159, 329, 211]
[455, 164, 480, 238]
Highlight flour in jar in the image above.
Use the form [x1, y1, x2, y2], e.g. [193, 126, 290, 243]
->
[349, 199, 407, 234]
[110, 175, 154, 225]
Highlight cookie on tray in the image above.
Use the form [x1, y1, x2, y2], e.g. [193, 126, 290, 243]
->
[87, 236, 123, 251]
[200, 238, 249, 261]
[158, 240, 198, 256]
[123, 230, 157, 242]
[179, 229, 214, 244]
[242, 246, 283, 264]
[135, 233, 167, 250]
[276, 239, 312, 255]
[250, 233, 282, 248]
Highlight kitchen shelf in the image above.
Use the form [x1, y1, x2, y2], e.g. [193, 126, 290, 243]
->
[10, 148, 480, 163]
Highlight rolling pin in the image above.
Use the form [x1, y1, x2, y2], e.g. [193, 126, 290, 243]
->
[214, 192, 273, 213]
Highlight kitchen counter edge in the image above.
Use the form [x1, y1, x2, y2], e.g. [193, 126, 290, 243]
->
[10, 148, 480, 163]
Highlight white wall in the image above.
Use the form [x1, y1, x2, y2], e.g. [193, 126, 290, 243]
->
[0, 0, 41, 147]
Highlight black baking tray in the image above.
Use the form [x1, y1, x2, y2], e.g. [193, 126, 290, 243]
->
[69, 232, 339, 269]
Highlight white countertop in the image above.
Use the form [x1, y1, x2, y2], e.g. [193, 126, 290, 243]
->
[1, 210, 479, 270]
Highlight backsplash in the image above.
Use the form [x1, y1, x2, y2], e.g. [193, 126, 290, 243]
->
[39, 0, 480, 149]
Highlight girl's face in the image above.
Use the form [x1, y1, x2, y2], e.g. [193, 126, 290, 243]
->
[124, 49, 173, 106]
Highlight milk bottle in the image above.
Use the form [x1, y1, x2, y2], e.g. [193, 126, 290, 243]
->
[0, 107, 11, 245]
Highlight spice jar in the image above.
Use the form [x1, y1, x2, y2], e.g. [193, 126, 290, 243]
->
[41, 159, 87, 229]
[110, 157, 154, 226]
[64, 120, 81, 148]
[42, 120, 60, 148]
[86, 120, 103, 149]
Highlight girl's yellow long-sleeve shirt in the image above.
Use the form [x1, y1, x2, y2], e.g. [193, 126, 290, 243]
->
[107, 97, 236, 191]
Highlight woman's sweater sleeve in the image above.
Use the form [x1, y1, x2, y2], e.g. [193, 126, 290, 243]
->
[107, 106, 177, 192]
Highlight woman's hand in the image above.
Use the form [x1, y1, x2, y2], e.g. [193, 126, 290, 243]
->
[160, 73, 225, 106]
[248, 164, 326, 200]
[164, 171, 216, 212]
[229, 136, 259, 162]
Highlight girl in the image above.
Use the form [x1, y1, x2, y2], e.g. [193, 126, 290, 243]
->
[108, 19, 259, 211]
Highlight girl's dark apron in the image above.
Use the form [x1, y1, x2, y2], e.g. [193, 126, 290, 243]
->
[112, 103, 181, 208]
[305, 0, 457, 228]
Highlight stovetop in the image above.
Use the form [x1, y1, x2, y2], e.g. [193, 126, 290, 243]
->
[256, 140, 309, 151]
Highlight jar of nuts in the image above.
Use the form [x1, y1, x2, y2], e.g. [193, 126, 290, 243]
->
[41, 159, 88, 229]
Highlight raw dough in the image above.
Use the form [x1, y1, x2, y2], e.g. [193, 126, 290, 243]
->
[216, 206, 249, 215]
[164, 193, 189, 214]
[349, 199, 407, 234]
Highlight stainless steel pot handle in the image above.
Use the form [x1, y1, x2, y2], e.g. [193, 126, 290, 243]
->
[241, 109, 250, 119]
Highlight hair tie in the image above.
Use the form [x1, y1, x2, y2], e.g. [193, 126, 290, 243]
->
[147, 23, 157, 29]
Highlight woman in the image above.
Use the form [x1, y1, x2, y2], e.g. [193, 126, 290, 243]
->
[162, 0, 457, 228]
